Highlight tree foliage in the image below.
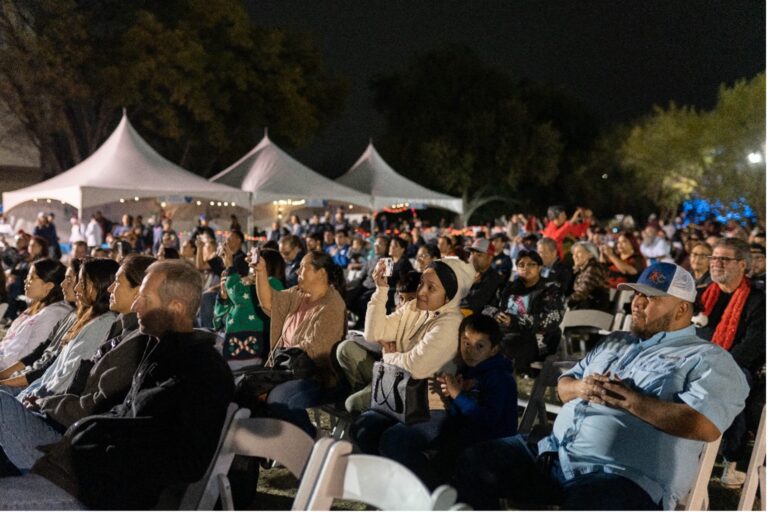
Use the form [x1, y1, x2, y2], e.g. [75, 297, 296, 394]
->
[0, 0, 347, 177]
[618, 73, 765, 218]
[371, 46, 603, 224]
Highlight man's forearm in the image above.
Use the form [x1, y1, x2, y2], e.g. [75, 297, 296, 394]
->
[557, 376, 583, 403]
[629, 394, 720, 442]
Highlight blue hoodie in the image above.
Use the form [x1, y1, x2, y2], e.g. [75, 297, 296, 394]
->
[445, 352, 518, 443]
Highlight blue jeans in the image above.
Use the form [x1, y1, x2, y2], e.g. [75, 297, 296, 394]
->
[0, 391, 62, 472]
[350, 410, 445, 480]
[453, 435, 661, 510]
[267, 378, 324, 438]
[0, 473, 84, 509]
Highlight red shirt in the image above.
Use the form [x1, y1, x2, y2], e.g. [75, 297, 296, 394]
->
[541, 220, 589, 257]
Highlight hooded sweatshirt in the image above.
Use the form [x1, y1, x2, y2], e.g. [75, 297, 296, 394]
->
[364, 257, 475, 381]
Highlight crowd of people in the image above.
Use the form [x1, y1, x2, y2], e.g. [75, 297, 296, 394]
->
[0, 203, 763, 509]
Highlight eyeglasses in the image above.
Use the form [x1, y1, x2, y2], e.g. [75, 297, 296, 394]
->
[517, 263, 540, 269]
[690, 252, 711, 259]
[708, 256, 741, 264]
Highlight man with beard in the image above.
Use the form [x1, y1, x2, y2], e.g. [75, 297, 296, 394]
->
[0, 260, 234, 509]
[695, 238, 765, 487]
[453, 263, 748, 510]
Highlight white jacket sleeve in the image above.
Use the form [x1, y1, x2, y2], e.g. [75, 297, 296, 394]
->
[382, 312, 462, 379]
[0, 303, 71, 370]
[363, 286, 406, 343]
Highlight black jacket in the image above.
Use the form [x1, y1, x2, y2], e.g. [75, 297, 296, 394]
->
[32, 329, 234, 509]
[462, 268, 504, 314]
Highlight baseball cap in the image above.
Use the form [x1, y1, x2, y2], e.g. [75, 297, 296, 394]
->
[467, 238, 495, 256]
[618, 262, 697, 303]
[490, 232, 509, 242]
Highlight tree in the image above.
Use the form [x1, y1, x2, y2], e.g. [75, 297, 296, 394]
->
[618, 73, 765, 219]
[0, 0, 347, 177]
[371, 46, 593, 224]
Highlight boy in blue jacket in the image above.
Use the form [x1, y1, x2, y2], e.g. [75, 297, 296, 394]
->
[423, 314, 518, 487]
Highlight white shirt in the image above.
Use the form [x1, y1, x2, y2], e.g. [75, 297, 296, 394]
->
[85, 219, 103, 247]
[0, 301, 73, 370]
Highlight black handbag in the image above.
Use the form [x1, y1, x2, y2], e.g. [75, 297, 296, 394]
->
[370, 361, 430, 424]
[233, 347, 316, 411]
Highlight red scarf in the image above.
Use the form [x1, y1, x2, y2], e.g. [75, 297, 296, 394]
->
[700, 277, 751, 351]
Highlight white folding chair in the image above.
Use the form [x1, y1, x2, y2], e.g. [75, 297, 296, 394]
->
[738, 405, 766, 510]
[558, 309, 614, 356]
[302, 439, 464, 510]
[193, 415, 317, 510]
[610, 312, 625, 331]
[612, 289, 635, 314]
[678, 436, 721, 510]
[0, 303, 8, 320]
[172, 403, 244, 510]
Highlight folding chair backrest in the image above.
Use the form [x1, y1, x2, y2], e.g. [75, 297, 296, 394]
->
[610, 312, 625, 331]
[0, 303, 8, 319]
[304, 440, 459, 510]
[679, 436, 721, 510]
[518, 360, 576, 437]
[621, 314, 633, 332]
[178, 403, 245, 510]
[194, 415, 316, 510]
[612, 289, 635, 314]
[559, 309, 614, 331]
[738, 405, 766, 511]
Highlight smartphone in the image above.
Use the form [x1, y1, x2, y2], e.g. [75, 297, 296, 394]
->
[381, 257, 394, 277]
[216, 243, 225, 257]
[481, 305, 500, 318]
[249, 247, 260, 265]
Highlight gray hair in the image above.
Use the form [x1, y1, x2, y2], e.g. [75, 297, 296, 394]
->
[714, 238, 752, 267]
[572, 241, 599, 260]
[147, 260, 203, 318]
[537, 237, 557, 252]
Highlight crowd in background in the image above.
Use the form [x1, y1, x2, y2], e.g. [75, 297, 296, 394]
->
[0, 202, 764, 509]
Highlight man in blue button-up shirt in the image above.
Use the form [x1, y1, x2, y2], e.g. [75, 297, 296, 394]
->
[453, 263, 749, 510]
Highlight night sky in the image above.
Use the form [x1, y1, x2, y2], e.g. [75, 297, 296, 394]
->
[246, 0, 765, 176]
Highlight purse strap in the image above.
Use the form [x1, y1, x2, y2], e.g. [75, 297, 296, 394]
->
[373, 364, 405, 413]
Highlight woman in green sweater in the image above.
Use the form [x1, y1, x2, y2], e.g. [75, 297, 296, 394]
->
[214, 248, 285, 362]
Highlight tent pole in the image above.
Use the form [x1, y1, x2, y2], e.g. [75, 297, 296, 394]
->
[247, 208, 254, 248]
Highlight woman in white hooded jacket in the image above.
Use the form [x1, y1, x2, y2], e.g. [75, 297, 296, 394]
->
[345, 258, 474, 454]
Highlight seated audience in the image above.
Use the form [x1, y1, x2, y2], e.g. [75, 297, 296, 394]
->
[214, 249, 285, 363]
[540, 205, 590, 258]
[0, 260, 234, 510]
[453, 263, 749, 510]
[567, 241, 610, 311]
[361, 314, 517, 488]
[461, 239, 504, 315]
[15, 259, 119, 405]
[0, 255, 155, 475]
[695, 238, 765, 486]
[640, 225, 671, 265]
[0, 259, 83, 390]
[0, 259, 71, 371]
[278, 234, 305, 288]
[251, 250, 347, 437]
[346, 235, 390, 328]
[414, 243, 440, 273]
[688, 241, 713, 290]
[601, 231, 645, 288]
[537, 236, 572, 292]
[338, 258, 473, 413]
[495, 250, 564, 373]
[489, 233, 512, 283]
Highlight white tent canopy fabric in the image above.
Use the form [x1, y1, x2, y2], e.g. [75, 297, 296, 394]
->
[210, 134, 370, 207]
[2, 114, 250, 213]
[336, 142, 463, 214]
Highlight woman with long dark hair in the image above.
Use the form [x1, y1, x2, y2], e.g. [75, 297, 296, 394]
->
[0, 259, 71, 370]
[0, 259, 84, 389]
[16, 258, 119, 404]
[251, 250, 346, 436]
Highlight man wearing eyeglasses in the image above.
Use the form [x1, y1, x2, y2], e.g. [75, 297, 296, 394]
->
[695, 237, 765, 487]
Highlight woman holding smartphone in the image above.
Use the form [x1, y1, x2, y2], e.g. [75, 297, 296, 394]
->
[250, 249, 346, 437]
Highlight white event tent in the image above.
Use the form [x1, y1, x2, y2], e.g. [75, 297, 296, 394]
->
[2, 113, 250, 215]
[335, 142, 463, 214]
[210, 134, 370, 207]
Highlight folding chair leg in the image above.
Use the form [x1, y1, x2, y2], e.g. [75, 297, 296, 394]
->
[218, 474, 234, 511]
